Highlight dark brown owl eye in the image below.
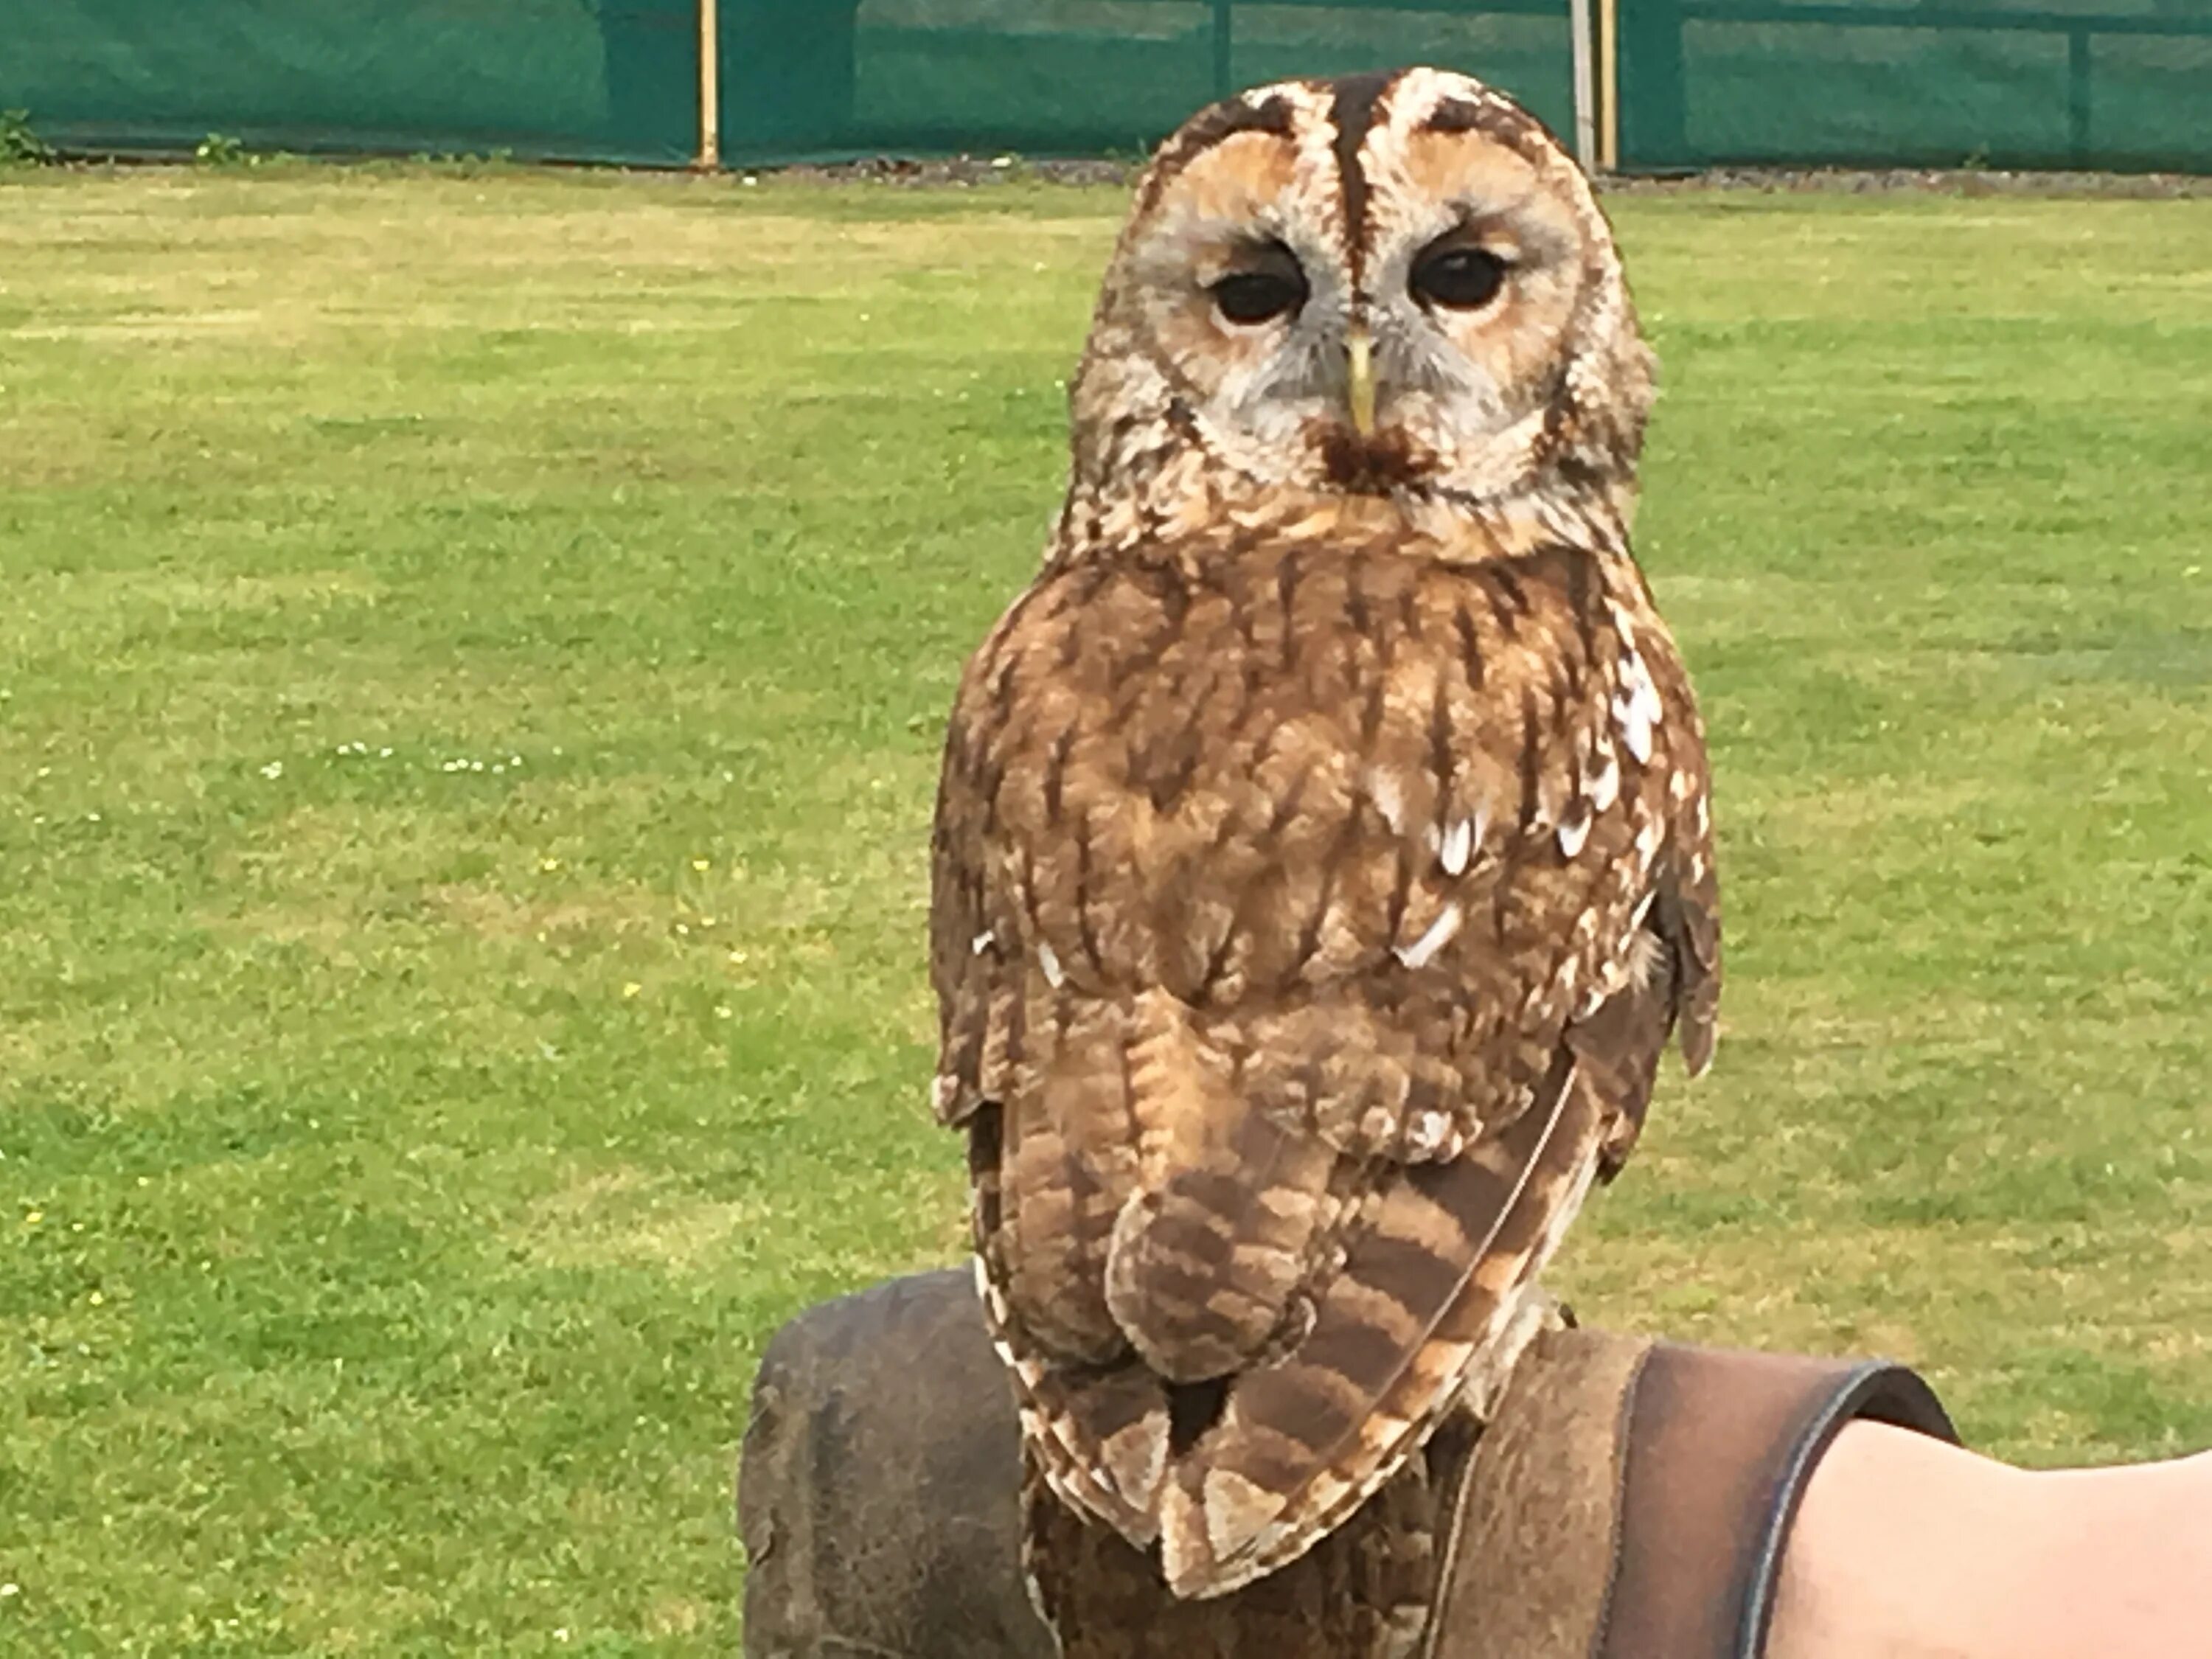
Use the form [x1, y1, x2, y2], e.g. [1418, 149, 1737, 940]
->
[1210, 248, 1308, 327]
[1411, 244, 1508, 311]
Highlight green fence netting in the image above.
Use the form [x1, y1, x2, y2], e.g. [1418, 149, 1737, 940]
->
[1618, 0, 2212, 172]
[3, 0, 697, 165]
[721, 1, 1576, 161]
[1, 0, 2205, 172]
[0, 1, 1573, 167]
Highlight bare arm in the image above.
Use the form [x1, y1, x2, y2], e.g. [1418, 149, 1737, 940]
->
[1768, 1422, 2212, 1659]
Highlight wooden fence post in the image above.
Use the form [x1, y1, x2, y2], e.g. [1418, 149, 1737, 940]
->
[1599, 0, 1620, 170]
[697, 0, 720, 170]
[1572, 0, 1599, 173]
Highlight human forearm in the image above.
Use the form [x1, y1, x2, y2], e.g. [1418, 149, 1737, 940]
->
[1768, 1422, 2212, 1659]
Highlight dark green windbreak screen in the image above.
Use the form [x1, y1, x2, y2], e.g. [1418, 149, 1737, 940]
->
[1618, 0, 2212, 172]
[7, 0, 2204, 171]
[1, 0, 696, 165]
[0, 1, 1574, 167]
[723, 1, 1576, 161]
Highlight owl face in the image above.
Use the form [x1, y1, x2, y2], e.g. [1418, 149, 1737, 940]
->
[1071, 69, 1651, 514]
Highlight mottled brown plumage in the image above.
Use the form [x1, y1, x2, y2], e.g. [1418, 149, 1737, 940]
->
[930, 66, 1719, 1611]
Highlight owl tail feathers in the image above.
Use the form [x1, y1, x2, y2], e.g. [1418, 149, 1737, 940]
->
[997, 1334, 1174, 1546]
[1152, 1053, 1610, 1599]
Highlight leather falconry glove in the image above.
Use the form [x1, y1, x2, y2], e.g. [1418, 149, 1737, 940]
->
[739, 1269, 1954, 1659]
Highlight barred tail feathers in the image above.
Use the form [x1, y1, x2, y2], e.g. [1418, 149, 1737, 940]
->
[1155, 1052, 1610, 1596]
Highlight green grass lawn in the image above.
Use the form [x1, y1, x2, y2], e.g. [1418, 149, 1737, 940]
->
[1, 165, 2208, 1652]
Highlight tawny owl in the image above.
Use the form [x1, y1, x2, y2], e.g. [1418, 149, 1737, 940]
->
[929, 66, 1720, 1608]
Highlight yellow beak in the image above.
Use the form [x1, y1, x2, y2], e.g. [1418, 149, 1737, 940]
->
[1346, 324, 1377, 438]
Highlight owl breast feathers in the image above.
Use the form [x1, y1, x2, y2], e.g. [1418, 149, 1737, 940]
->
[928, 67, 1719, 1604]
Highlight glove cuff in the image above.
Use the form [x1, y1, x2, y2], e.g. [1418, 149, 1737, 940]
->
[1429, 1326, 1955, 1659]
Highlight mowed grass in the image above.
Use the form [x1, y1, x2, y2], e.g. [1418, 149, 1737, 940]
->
[1, 164, 2208, 1652]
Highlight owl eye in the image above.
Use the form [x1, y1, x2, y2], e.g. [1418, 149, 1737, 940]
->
[1410, 243, 1509, 311]
[1209, 250, 1308, 327]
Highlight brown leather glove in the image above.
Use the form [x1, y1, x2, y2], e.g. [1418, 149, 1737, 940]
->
[738, 1270, 1954, 1659]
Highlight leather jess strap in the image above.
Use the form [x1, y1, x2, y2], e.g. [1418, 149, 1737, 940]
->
[738, 1270, 1957, 1659]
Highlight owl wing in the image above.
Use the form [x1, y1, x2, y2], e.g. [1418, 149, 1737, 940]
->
[931, 533, 1718, 1598]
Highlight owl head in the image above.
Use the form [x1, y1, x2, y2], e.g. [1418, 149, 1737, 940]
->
[1068, 69, 1652, 526]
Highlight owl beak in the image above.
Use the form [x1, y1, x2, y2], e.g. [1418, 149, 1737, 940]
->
[1346, 324, 1377, 439]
